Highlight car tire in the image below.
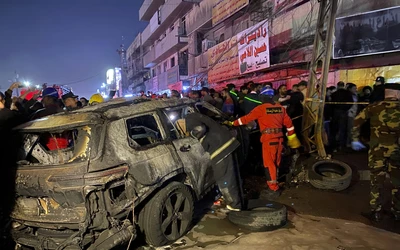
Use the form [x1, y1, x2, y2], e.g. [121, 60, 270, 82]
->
[139, 182, 194, 247]
[228, 199, 287, 232]
[308, 159, 352, 191]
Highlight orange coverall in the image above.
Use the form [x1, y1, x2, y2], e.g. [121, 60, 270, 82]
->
[233, 103, 295, 191]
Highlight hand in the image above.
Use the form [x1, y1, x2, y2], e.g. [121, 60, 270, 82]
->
[287, 134, 301, 149]
[351, 141, 366, 151]
[223, 121, 234, 126]
[9, 82, 21, 90]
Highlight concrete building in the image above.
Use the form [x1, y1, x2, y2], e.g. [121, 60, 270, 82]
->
[185, 0, 400, 91]
[138, 0, 201, 94]
[130, 0, 400, 94]
[126, 33, 150, 94]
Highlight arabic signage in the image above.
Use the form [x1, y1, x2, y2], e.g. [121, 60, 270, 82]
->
[208, 36, 239, 83]
[212, 0, 249, 25]
[334, 6, 400, 59]
[238, 21, 270, 74]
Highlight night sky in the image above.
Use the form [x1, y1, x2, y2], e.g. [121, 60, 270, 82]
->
[0, 0, 146, 98]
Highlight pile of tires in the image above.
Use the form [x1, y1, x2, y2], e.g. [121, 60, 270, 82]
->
[228, 200, 287, 231]
[308, 159, 352, 191]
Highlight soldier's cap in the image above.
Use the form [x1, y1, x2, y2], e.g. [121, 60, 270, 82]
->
[384, 83, 400, 90]
[375, 76, 385, 83]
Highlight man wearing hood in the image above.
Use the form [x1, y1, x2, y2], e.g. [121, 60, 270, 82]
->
[178, 112, 242, 211]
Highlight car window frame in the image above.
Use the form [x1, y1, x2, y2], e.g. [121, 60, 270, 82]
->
[124, 111, 168, 150]
[160, 105, 192, 140]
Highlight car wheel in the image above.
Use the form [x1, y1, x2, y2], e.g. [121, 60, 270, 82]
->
[308, 159, 352, 191]
[228, 199, 287, 232]
[139, 182, 194, 247]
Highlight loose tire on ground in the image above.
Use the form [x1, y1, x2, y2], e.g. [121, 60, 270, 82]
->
[308, 159, 352, 191]
[138, 182, 194, 247]
[228, 199, 287, 232]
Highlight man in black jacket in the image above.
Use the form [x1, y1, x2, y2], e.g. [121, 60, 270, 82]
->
[243, 83, 262, 115]
[370, 76, 385, 103]
[182, 112, 242, 211]
[329, 81, 353, 151]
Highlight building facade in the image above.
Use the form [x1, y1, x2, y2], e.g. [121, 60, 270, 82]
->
[126, 33, 150, 94]
[129, 0, 400, 94]
[135, 0, 201, 94]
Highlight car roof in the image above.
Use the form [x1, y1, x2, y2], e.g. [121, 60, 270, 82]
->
[15, 98, 195, 132]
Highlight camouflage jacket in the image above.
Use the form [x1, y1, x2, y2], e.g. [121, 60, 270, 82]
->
[352, 99, 400, 157]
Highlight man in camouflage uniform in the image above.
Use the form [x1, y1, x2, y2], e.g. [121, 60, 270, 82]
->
[352, 83, 400, 222]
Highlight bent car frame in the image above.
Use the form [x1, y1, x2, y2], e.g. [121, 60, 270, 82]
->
[10, 98, 240, 249]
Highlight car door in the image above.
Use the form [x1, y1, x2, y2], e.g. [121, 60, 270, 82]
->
[124, 112, 184, 185]
[158, 108, 214, 198]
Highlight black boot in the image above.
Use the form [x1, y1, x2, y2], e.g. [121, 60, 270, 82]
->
[362, 211, 383, 222]
[259, 189, 281, 200]
[392, 212, 400, 221]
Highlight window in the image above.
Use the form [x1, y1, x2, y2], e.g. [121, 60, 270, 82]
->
[17, 126, 99, 166]
[162, 106, 191, 139]
[126, 115, 162, 147]
[181, 16, 187, 35]
[157, 8, 161, 25]
[163, 61, 168, 72]
[170, 57, 175, 67]
[218, 34, 225, 43]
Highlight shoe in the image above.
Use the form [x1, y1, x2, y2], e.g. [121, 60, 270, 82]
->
[362, 211, 383, 222]
[226, 205, 241, 212]
[259, 189, 281, 200]
[391, 212, 400, 221]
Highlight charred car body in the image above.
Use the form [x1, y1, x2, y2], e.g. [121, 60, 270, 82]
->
[11, 98, 244, 249]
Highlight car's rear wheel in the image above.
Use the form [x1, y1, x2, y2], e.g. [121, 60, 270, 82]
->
[139, 182, 194, 247]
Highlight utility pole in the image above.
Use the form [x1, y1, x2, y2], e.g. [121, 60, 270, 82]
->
[117, 36, 129, 97]
[301, 0, 339, 159]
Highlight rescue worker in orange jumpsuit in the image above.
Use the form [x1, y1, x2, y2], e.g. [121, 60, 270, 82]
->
[226, 87, 301, 199]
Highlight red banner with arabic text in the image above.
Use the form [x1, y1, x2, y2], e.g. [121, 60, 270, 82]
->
[237, 21, 270, 75]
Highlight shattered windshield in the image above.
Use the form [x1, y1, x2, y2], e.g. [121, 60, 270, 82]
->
[16, 125, 99, 166]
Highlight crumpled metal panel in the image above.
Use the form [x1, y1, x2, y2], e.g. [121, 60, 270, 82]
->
[12, 197, 86, 224]
[15, 112, 103, 132]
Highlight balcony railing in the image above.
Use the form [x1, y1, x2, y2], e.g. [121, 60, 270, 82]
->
[142, 0, 197, 46]
[143, 48, 156, 68]
[153, 28, 188, 64]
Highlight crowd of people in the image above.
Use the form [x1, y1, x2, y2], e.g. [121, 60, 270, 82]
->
[0, 82, 106, 132]
[138, 76, 386, 153]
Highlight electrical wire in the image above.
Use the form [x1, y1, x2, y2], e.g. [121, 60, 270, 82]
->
[59, 72, 103, 86]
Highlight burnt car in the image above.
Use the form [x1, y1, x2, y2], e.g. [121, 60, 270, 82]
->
[10, 98, 238, 249]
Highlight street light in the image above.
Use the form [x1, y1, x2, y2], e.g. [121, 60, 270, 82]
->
[24, 81, 30, 87]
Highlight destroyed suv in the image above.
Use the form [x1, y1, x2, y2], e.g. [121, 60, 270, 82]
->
[11, 98, 238, 249]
